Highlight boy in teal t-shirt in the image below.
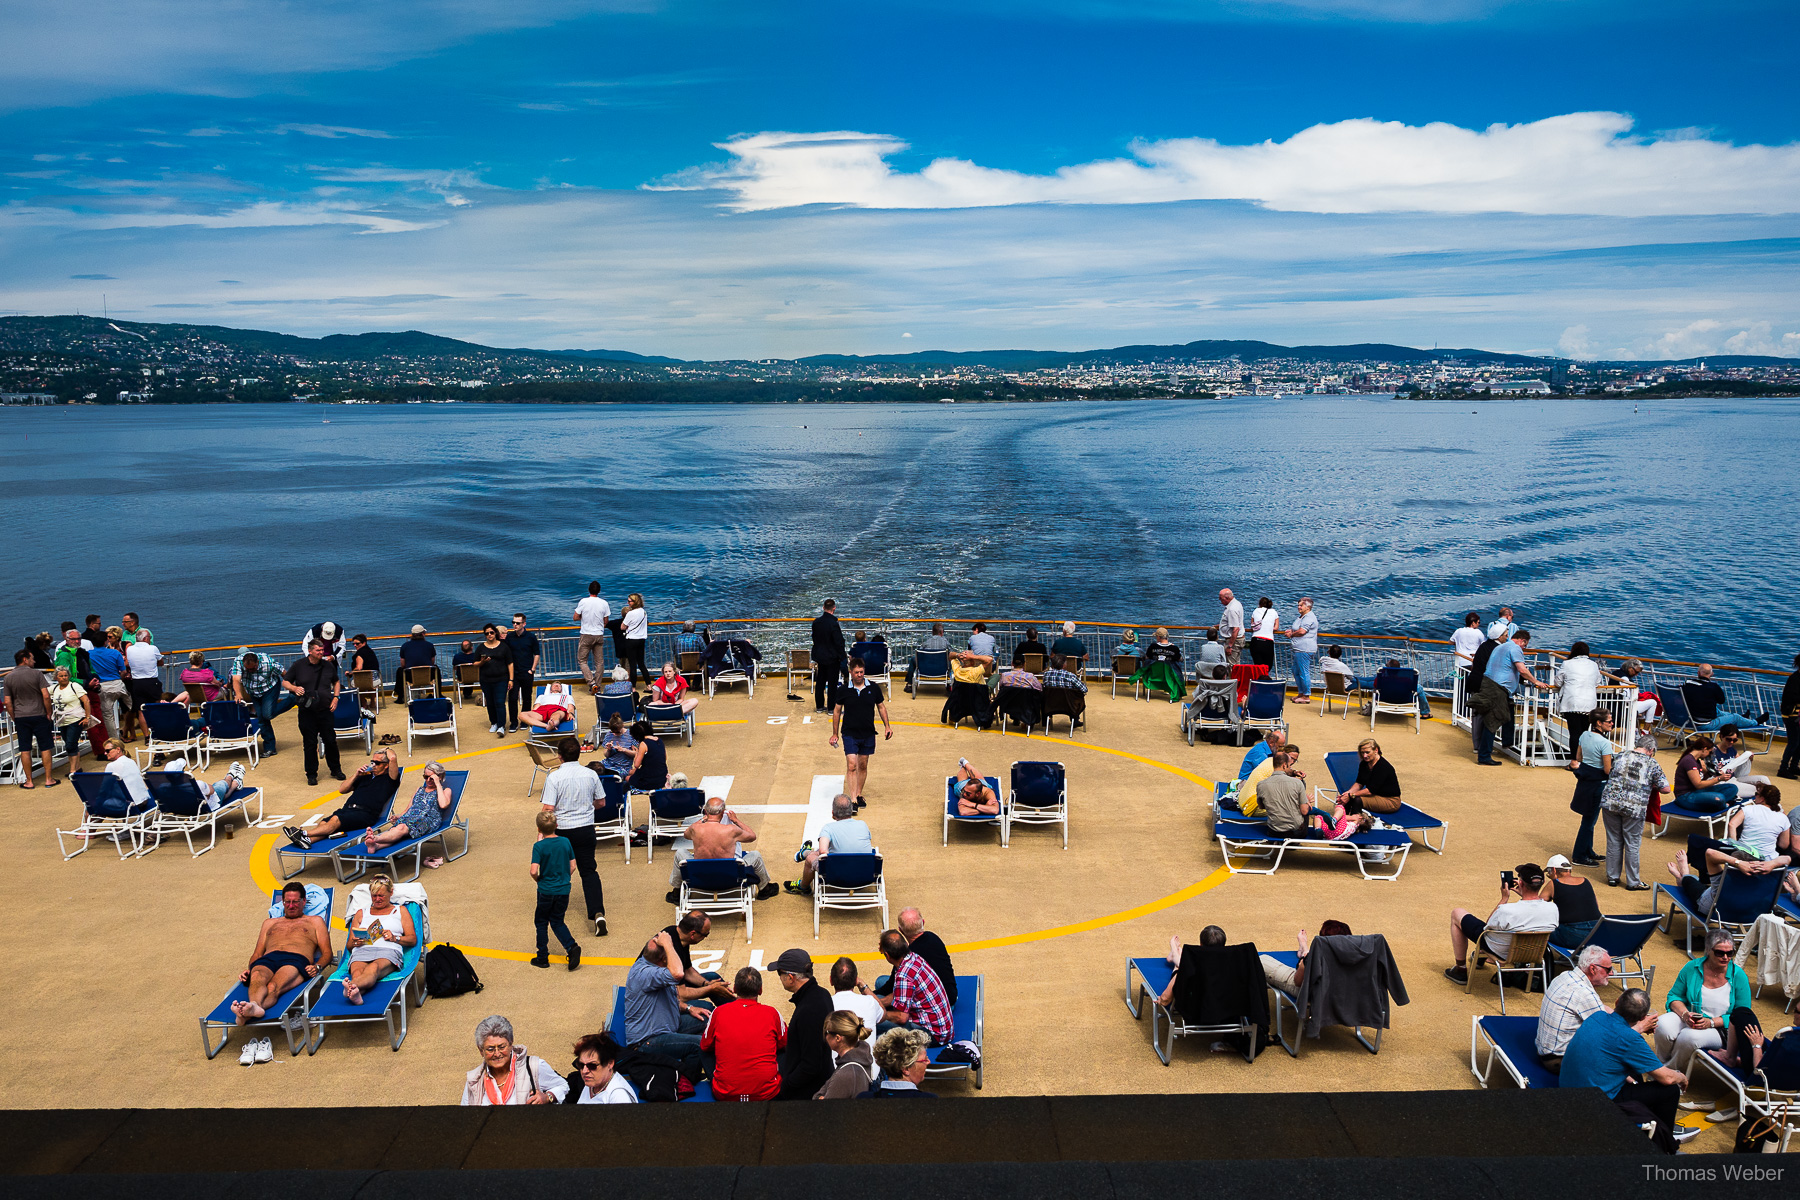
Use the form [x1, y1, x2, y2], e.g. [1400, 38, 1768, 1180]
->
[530, 810, 581, 970]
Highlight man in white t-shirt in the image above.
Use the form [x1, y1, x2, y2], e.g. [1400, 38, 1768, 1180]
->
[1451, 612, 1486, 668]
[828, 955, 887, 1035]
[1218, 589, 1245, 665]
[1445, 862, 1559, 983]
[573, 580, 612, 686]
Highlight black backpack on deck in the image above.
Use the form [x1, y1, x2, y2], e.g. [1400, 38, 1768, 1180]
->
[425, 943, 483, 998]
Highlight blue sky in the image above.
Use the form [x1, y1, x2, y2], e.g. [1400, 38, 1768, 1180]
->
[3, 0, 1797, 359]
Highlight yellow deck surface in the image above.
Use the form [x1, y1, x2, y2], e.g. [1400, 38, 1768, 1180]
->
[1, 680, 1781, 1149]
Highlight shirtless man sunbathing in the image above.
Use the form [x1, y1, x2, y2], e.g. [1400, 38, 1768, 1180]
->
[234, 881, 332, 1024]
[952, 757, 1000, 817]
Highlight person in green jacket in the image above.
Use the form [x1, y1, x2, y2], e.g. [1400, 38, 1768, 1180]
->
[1654, 929, 1753, 1076]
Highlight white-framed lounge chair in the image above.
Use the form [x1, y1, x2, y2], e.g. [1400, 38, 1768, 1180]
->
[199, 886, 334, 1060]
[1125, 953, 1261, 1066]
[943, 774, 1004, 846]
[1005, 760, 1067, 848]
[1182, 678, 1240, 746]
[406, 697, 457, 756]
[307, 892, 429, 1054]
[677, 856, 758, 939]
[911, 650, 951, 698]
[1688, 1025, 1800, 1148]
[137, 700, 208, 770]
[60, 771, 158, 860]
[1655, 869, 1783, 958]
[704, 639, 758, 698]
[276, 789, 401, 880]
[1543, 913, 1661, 994]
[1651, 798, 1742, 841]
[525, 686, 580, 747]
[143, 769, 261, 857]
[643, 701, 694, 748]
[1320, 751, 1448, 854]
[1469, 1014, 1558, 1090]
[923, 974, 984, 1089]
[201, 700, 262, 770]
[1264, 938, 1395, 1058]
[813, 850, 887, 938]
[331, 770, 471, 884]
[1215, 816, 1412, 882]
[596, 774, 633, 863]
[1368, 667, 1421, 733]
[645, 786, 706, 863]
[333, 692, 374, 756]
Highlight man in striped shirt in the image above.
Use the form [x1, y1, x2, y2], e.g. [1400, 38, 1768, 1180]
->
[877, 928, 953, 1045]
[1041, 655, 1086, 694]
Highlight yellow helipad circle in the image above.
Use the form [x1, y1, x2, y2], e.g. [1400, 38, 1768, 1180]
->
[249, 723, 1230, 967]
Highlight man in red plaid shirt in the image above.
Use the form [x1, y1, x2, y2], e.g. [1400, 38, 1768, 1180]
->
[877, 929, 953, 1045]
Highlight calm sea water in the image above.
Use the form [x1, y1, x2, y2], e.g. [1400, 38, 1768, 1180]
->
[3, 397, 1795, 667]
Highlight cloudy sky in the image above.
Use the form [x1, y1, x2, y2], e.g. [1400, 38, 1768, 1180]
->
[2, 0, 1796, 359]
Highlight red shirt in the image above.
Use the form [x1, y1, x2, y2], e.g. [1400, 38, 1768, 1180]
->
[652, 675, 688, 705]
[700, 998, 785, 1100]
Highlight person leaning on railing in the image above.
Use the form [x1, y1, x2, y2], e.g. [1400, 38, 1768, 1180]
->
[1782, 652, 1800, 781]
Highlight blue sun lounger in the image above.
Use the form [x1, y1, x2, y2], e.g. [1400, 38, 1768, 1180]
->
[1543, 912, 1663, 993]
[1470, 1014, 1558, 1089]
[1652, 797, 1741, 840]
[306, 898, 428, 1053]
[330, 770, 471, 883]
[943, 775, 1004, 845]
[1216, 816, 1412, 881]
[1322, 750, 1448, 853]
[277, 788, 402, 880]
[199, 886, 333, 1059]
[923, 974, 984, 1089]
[1124, 955, 1259, 1065]
[1655, 869, 1783, 957]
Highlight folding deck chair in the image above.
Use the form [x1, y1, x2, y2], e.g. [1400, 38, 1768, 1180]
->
[1109, 656, 1139, 698]
[645, 786, 706, 862]
[277, 788, 401, 880]
[911, 649, 950, 697]
[59, 771, 158, 859]
[199, 886, 333, 1059]
[332, 692, 374, 756]
[1182, 678, 1239, 746]
[1655, 869, 1783, 957]
[331, 770, 471, 883]
[677, 856, 758, 939]
[1678, 680, 1780, 750]
[596, 774, 633, 863]
[403, 665, 439, 701]
[923, 974, 984, 1089]
[1470, 1014, 1559, 1090]
[1544, 913, 1662, 993]
[1319, 670, 1362, 718]
[1466, 929, 1551, 1017]
[943, 774, 1004, 846]
[678, 651, 705, 691]
[786, 650, 813, 697]
[143, 769, 261, 857]
[1238, 679, 1287, 743]
[1654, 684, 1698, 748]
[1019, 652, 1045, 676]
[453, 662, 481, 705]
[1368, 667, 1421, 733]
[307, 895, 429, 1053]
[137, 700, 207, 770]
[1005, 760, 1068, 848]
[1215, 817, 1412, 881]
[1321, 750, 1447, 853]
[813, 851, 887, 938]
[1124, 949, 1263, 1065]
[524, 687, 579, 745]
[1040, 686, 1085, 735]
[349, 668, 382, 715]
[201, 700, 263, 770]
[644, 701, 694, 747]
[524, 739, 562, 798]
[406, 697, 457, 755]
[592, 692, 636, 743]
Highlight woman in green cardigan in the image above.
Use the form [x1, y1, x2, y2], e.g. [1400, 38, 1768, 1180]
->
[1654, 929, 1753, 1076]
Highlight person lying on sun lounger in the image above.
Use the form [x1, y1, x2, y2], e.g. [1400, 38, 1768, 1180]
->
[234, 882, 332, 1024]
[341, 874, 417, 1005]
[519, 682, 577, 732]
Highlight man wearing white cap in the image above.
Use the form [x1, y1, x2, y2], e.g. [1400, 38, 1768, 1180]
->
[301, 621, 345, 665]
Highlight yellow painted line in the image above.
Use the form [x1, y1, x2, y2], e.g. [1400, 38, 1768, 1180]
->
[251, 720, 1230, 970]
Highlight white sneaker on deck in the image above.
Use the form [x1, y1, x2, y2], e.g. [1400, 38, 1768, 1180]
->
[255, 1037, 273, 1063]
[227, 762, 245, 783]
[238, 1039, 257, 1066]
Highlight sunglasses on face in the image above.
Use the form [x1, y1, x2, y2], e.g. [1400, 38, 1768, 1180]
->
[577, 1059, 603, 1072]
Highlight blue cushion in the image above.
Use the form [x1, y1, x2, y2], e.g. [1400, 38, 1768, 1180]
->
[1478, 1015, 1558, 1089]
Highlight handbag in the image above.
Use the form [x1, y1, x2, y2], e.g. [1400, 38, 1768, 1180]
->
[1733, 1100, 1790, 1153]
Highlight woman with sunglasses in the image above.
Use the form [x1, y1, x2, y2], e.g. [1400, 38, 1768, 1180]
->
[474, 623, 515, 736]
[564, 1032, 636, 1104]
[1653, 929, 1752, 1077]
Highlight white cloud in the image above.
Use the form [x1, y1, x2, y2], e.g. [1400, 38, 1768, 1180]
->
[1557, 325, 1595, 359]
[2, 200, 437, 234]
[681, 115, 1800, 217]
[276, 124, 395, 140]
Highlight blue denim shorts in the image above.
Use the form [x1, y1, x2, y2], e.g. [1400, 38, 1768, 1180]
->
[842, 734, 876, 757]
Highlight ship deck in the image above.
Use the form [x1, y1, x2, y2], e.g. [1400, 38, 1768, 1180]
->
[1, 678, 1783, 1151]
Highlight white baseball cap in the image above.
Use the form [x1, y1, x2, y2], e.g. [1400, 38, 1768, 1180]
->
[1545, 854, 1572, 871]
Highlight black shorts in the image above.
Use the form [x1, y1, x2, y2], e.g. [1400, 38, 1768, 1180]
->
[328, 805, 379, 833]
[129, 678, 163, 709]
[1459, 914, 1488, 943]
[13, 714, 54, 752]
[250, 950, 313, 979]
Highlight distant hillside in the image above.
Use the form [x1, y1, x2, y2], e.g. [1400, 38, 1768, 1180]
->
[798, 339, 1552, 369]
[545, 347, 687, 365]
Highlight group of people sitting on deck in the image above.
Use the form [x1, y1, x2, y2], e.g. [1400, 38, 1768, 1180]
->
[1231, 732, 1402, 842]
[454, 904, 962, 1103]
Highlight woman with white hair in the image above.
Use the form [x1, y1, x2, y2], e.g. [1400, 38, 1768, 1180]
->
[860, 1027, 936, 1099]
[461, 1015, 566, 1105]
[359, 761, 453, 853]
[1599, 733, 1670, 891]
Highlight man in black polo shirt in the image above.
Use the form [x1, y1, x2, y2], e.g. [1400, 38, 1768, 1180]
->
[282, 638, 344, 786]
[829, 657, 891, 808]
[504, 613, 541, 733]
[811, 598, 847, 713]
